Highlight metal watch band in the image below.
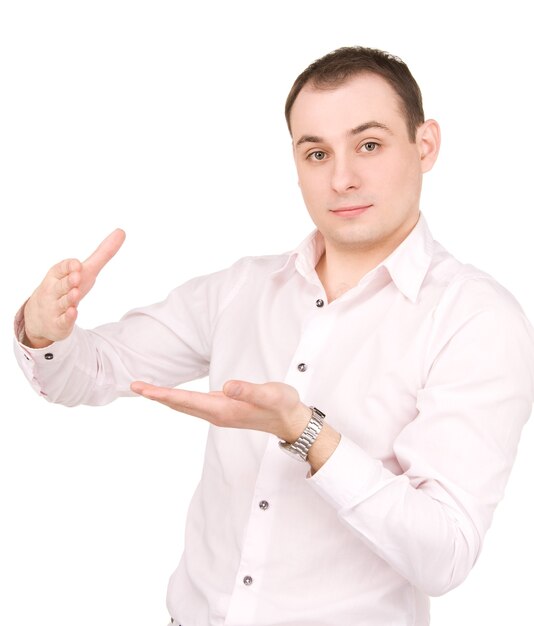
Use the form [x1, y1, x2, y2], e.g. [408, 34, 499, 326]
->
[278, 406, 326, 462]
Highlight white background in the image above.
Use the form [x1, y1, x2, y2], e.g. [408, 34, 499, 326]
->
[1, 1, 533, 624]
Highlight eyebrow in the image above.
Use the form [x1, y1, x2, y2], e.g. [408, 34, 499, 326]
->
[295, 120, 393, 147]
[351, 121, 393, 136]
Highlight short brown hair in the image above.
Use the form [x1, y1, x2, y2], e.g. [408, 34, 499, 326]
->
[285, 46, 425, 142]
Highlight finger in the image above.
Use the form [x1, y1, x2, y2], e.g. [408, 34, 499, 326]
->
[54, 272, 80, 298]
[83, 228, 126, 275]
[57, 287, 80, 312]
[131, 382, 228, 418]
[50, 258, 82, 280]
[56, 306, 78, 332]
[130, 382, 191, 405]
[131, 382, 217, 406]
[130, 381, 165, 397]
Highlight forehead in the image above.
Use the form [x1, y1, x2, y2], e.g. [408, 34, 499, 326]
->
[290, 73, 406, 138]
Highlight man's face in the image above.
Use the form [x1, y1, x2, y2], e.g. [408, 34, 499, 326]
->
[290, 73, 437, 257]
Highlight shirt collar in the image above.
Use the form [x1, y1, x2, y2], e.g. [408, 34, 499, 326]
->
[380, 213, 435, 302]
[274, 212, 435, 303]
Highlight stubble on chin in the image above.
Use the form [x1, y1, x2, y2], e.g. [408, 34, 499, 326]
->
[324, 221, 384, 252]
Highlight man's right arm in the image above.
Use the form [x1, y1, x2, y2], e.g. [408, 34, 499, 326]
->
[13, 229, 216, 406]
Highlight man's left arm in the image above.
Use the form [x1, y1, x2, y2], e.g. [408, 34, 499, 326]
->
[306, 285, 534, 595]
[131, 282, 534, 596]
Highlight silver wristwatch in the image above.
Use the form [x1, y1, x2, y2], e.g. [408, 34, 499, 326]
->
[278, 406, 326, 462]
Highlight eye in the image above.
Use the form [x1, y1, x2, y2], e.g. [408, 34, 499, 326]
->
[307, 150, 327, 161]
[360, 142, 379, 153]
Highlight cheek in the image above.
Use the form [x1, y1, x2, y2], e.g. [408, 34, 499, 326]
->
[297, 170, 323, 201]
[381, 155, 421, 198]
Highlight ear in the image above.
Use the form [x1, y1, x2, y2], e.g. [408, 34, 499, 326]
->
[416, 119, 441, 173]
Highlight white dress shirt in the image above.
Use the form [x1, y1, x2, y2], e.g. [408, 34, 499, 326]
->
[14, 213, 534, 626]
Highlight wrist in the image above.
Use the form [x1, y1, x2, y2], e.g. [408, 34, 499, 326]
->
[306, 424, 341, 475]
[282, 402, 314, 443]
[21, 299, 54, 349]
[22, 330, 54, 349]
[279, 406, 326, 462]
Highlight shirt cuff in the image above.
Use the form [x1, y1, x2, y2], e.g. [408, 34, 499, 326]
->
[306, 434, 400, 511]
[14, 299, 30, 344]
[13, 301, 80, 397]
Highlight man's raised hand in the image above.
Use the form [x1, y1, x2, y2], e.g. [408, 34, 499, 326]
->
[22, 229, 126, 348]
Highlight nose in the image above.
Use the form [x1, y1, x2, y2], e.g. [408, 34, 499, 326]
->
[330, 154, 361, 194]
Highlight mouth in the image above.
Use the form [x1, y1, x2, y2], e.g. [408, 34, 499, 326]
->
[330, 205, 372, 217]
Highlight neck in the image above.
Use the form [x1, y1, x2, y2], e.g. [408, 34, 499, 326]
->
[316, 215, 419, 302]
[316, 246, 385, 302]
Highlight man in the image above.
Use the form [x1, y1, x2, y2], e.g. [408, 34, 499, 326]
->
[14, 47, 534, 625]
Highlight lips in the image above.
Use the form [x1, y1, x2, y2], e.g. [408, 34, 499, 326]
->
[330, 205, 372, 217]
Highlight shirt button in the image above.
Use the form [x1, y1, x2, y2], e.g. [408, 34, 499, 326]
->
[315, 298, 324, 307]
[44, 353, 54, 360]
[259, 500, 269, 511]
[243, 575, 253, 586]
[297, 363, 307, 372]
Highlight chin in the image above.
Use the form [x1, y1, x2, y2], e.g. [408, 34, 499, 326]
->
[328, 225, 382, 249]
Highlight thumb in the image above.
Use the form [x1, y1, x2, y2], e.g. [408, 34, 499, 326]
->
[223, 380, 287, 408]
[83, 228, 126, 274]
[223, 380, 247, 399]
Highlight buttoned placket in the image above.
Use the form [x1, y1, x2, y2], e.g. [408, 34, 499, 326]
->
[223, 433, 309, 624]
[285, 296, 337, 400]
[224, 292, 335, 625]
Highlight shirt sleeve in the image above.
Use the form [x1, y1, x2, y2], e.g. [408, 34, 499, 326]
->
[307, 276, 534, 596]
[13, 260, 249, 407]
